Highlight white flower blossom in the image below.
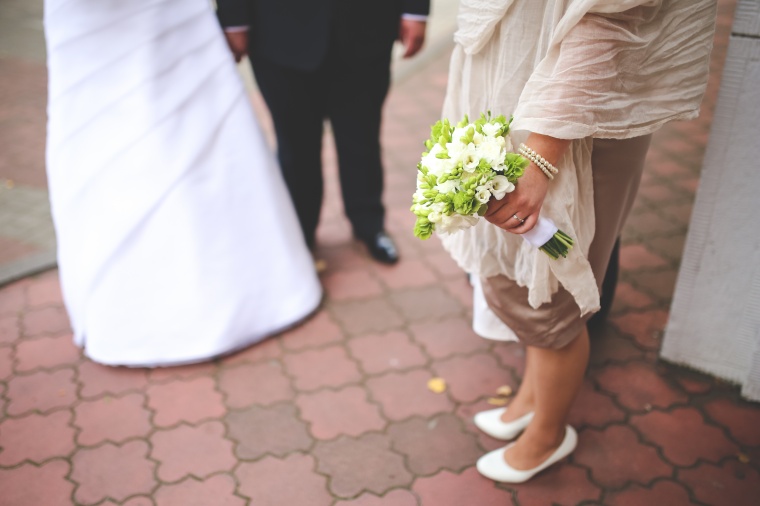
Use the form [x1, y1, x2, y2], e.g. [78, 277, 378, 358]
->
[435, 179, 459, 194]
[491, 175, 515, 200]
[446, 136, 474, 166]
[481, 122, 502, 137]
[475, 189, 491, 204]
[421, 144, 456, 177]
[428, 211, 443, 223]
[478, 137, 505, 168]
[451, 127, 470, 145]
[460, 144, 480, 171]
[431, 202, 447, 213]
[437, 213, 479, 235]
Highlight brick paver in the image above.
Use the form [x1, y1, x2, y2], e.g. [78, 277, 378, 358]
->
[1, 1, 758, 505]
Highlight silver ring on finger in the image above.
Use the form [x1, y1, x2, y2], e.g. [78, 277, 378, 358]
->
[512, 213, 525, 224]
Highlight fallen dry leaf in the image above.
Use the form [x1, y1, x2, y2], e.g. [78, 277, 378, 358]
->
[427, 377, 447, 394]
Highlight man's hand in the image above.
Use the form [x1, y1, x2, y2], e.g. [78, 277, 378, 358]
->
[398, 19, 426, 58]
[223, 30, 249, 63]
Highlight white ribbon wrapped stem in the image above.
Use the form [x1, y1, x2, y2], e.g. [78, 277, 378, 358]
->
[521, 216, 558, 248]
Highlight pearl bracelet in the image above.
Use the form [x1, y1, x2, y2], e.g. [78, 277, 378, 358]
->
[518, 143, 558, 181]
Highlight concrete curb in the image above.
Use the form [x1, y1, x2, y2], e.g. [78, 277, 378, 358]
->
[0, 249, 57, 287]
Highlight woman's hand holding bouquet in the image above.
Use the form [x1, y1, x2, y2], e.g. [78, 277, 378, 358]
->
[411, 112, 574, 259]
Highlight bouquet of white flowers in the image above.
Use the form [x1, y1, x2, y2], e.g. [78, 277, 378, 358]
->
[410, 112, 574, 260]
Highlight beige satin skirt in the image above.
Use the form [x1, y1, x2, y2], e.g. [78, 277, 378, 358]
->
[481, 134, 653, 349]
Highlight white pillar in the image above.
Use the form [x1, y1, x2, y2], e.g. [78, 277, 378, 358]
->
[660, 0, 760, 401]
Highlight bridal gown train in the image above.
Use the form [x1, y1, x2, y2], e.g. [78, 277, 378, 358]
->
[43, 0, 323, 366]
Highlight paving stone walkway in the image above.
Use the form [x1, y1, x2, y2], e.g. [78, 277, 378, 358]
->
[2, 0, 760, 505]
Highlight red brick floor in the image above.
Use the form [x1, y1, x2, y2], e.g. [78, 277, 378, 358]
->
[2, 1, 759, 505]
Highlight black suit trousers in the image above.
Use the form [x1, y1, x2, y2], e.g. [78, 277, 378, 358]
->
[250, 44, 393, 248]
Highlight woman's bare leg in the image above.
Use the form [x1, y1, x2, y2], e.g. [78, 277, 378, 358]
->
[503, 327, 590, 468]
[500, 347, 536, 423]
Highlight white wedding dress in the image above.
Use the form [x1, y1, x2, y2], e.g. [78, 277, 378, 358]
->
[43, 0, 323, 366]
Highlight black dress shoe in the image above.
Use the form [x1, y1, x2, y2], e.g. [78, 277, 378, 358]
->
[359, 230, 399, 264]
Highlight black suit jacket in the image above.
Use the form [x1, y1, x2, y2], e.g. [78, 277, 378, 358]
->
[217, 0, 430, 71]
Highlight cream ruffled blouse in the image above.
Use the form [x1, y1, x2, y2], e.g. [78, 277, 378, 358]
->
[439, 0, 717, 316]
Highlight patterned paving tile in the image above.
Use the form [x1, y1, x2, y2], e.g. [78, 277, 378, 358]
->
[490, 341, 526, 377]
[217, 361, 293, 409]
[218, 335, 282, 366]
[279, 310, 345, 351]
[76, 360, 150, 398]
[0, 410, 75, 465]
[0, 345, 12, 380]
[619, 244, 669, 270]
[0, 460, 74, 506]
[330, 298, 406, 335]
[334, 489, 419, 506]
[322, 269, 385, 300]
[593, 361, 687, 411]
[296, 385, 386, 440]
[388, 287, 463, 323]
[347, 330, 428, 374]
[409, 317, 490, 358]
[424, 251, 466, 279]
[235, 453, 333, 506]
[573, 425, 672, 488]
[631, 407, 740, 467]
[386, 414, 482, 474]
[5, 367, 78, 415]
[703, 397, 760, 447]
[24, 270, 63, 307]
[21, 306, 71, 337]
[373, 259, 438, 289]
[150, 421, 236, 481]
[70, 441, 157, 505]
[588, 326, 646, 365]
[0, 281, 30, 318]
[609, 310, 670, 350]
[605, 480, 694, 506]
[431, 353, 507, 404]
[154, 475, 246, 506]
[412, 468, 513, 505]
[13, 332, 81, 371]
[73, 393, 152, 446]
[225, 403, 312, 459]
[567, 379, 626, 429]
[442, 276, 475, 310]
[282, 345, 362, 391]
[509, 464, 602, 506]
[147, 361, 217, 383]
[366, 368, 455, 421]
[147, 377, 226, 427]
[679, 460, 760, 506]
[313, 433, 413, 498]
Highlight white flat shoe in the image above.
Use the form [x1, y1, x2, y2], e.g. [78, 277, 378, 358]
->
[476, 425, 578, 483]
[473, 408, 534, 440]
